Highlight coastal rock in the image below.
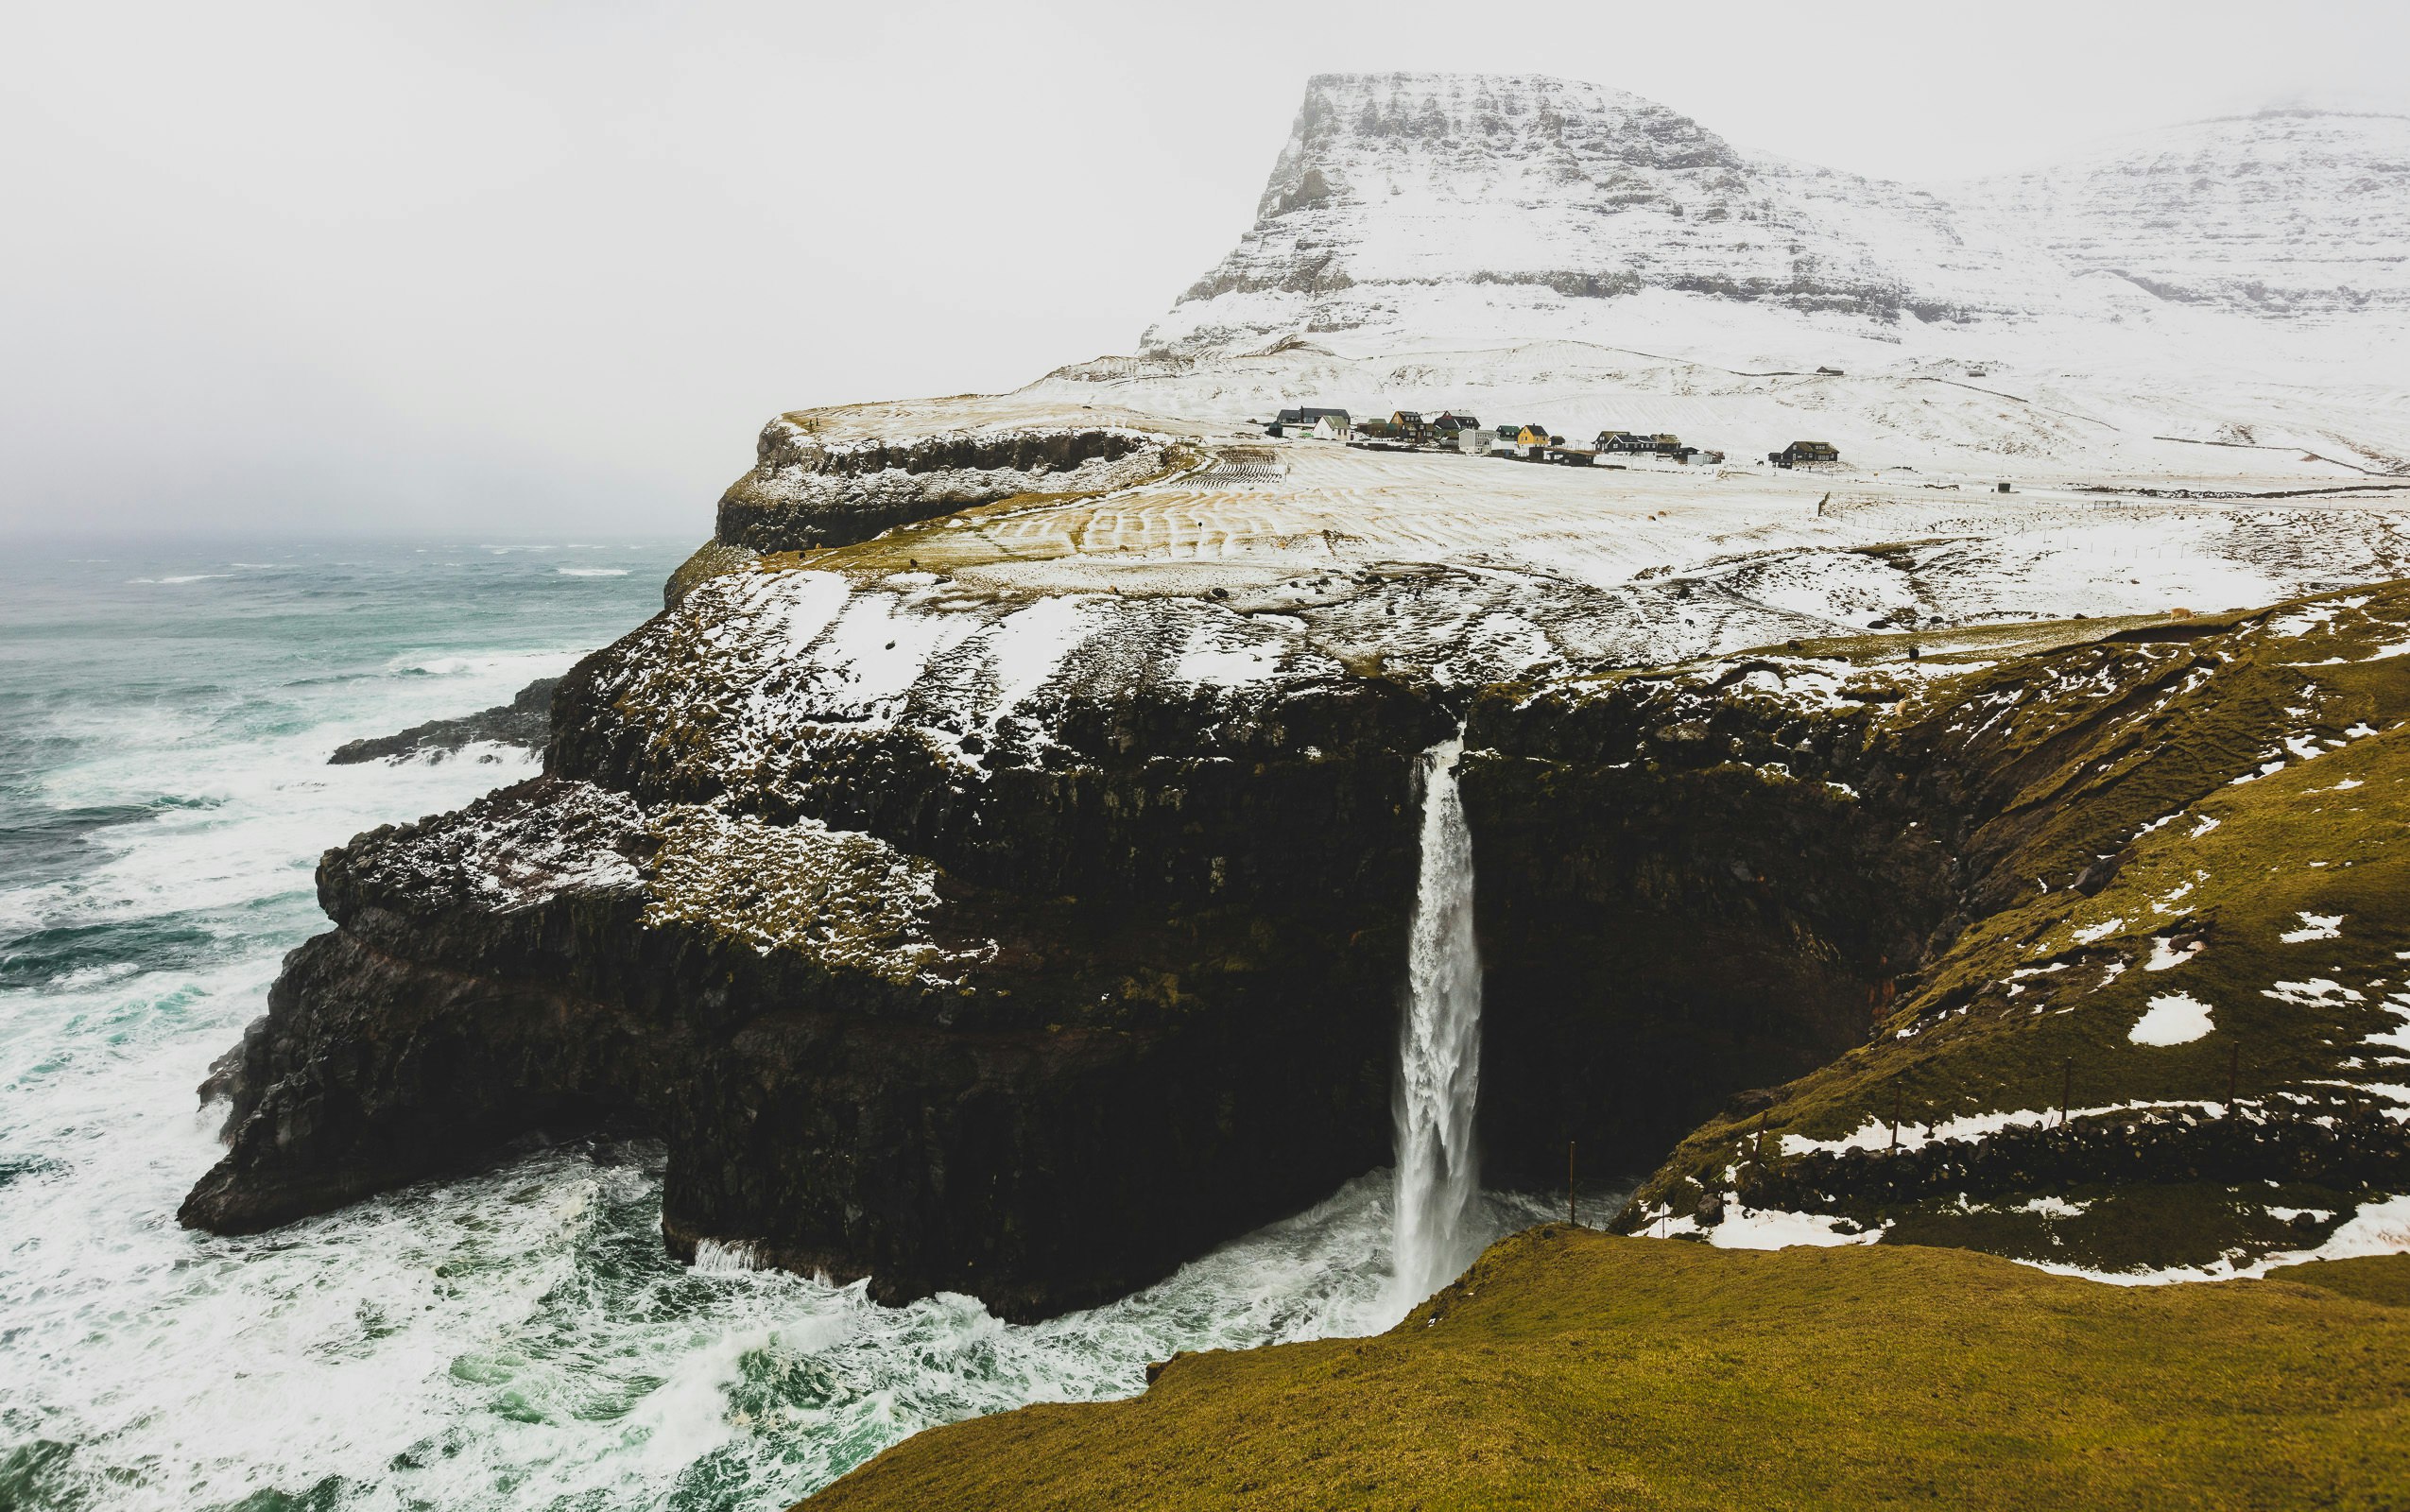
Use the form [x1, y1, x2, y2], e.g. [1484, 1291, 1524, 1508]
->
[326, 677, 558, 765]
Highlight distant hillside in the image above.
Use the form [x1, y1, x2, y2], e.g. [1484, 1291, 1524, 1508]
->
[1950, 110, 2410, 319]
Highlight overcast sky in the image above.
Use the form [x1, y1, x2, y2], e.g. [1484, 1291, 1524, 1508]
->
[5, 0, 2403, 540]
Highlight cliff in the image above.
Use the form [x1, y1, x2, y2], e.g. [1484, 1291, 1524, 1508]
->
[181, 382, 2410, 1316]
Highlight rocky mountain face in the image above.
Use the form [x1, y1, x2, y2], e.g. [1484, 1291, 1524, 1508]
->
[1142, 74, 2408, 360]
[1145, 73, 2078, 356]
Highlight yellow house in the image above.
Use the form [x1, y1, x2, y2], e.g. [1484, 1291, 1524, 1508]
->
[1516, 424, 1555, 448]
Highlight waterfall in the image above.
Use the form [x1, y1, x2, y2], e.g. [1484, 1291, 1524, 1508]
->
[1390, 734, 1484, 1306]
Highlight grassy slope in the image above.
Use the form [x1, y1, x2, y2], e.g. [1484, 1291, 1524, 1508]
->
[803, 1228, 2410, 1511]
[1623, 583, 2410, 1269]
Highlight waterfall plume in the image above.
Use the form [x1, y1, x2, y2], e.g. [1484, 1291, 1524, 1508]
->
[1391, 734, 1484, 1307]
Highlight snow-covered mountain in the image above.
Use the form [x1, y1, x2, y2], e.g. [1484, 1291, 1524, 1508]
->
[1951, 110, 2410, 319]
[1142, 73, 2112, 357]
[1142, 74, 2409, 358]
[1054, 74, 2410, 480]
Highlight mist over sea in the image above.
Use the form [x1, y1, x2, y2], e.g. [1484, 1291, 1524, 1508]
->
[0, 539, 1549, 1512]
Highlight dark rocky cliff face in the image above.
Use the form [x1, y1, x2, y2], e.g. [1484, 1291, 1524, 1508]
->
[1462, 673, 1957, 1186]
[185, 642, 1454, 1317]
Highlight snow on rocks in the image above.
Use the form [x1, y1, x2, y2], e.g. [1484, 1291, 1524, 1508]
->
[337, 779, 647, 916]
[642, 806, 971, 984]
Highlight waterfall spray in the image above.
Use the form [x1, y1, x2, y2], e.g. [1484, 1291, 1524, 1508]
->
[1391, 734, 1484, 1306]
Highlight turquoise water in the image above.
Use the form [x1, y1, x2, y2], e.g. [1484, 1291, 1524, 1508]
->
[0, 540, 1554, 1511]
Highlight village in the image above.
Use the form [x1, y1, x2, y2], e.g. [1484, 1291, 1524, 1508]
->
[1264, 405, 1840, 469]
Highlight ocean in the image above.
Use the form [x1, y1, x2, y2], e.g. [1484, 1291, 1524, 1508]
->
[0, 539, 1553, 1512]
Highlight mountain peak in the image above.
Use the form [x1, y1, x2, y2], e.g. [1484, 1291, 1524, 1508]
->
[1144, 73, 2007, 356]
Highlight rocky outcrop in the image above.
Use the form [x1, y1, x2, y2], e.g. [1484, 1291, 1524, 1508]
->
[327, 677, 559, 765]
[714, 405, 1188, 555]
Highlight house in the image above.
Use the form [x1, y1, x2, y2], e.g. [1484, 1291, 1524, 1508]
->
[1596, 431, 1665, 455]
[1769, 440, 1842, 468]
[1267, 405, 1351, 439]
[1515, 424, 1557, 451]
[1432, 411, 1483, 453]
[1389, 409, 1429, 443]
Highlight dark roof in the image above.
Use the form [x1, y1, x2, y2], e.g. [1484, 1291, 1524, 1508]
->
[1277, 406, 1351, 423]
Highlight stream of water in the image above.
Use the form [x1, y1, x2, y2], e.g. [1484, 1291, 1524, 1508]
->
[1390, 734, 1487, 1309]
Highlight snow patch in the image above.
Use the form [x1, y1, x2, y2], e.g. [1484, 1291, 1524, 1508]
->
[2130, 993, 2214, 1046]
[2144, 936, 2203, 972]
[2280, 912, 2344, 944]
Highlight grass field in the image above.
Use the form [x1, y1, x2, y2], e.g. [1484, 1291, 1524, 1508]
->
[803, 1228, 2410, 1511]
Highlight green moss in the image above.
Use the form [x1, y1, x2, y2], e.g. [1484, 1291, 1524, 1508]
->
[804, 1228, 2410, 1511]
[663, 539, 759, 609]
[2267, 1253, 2410, 1308]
